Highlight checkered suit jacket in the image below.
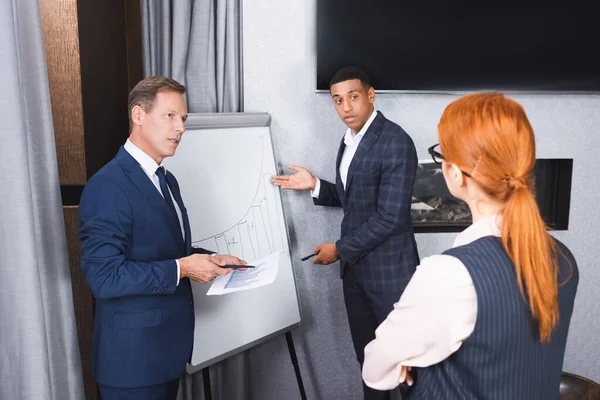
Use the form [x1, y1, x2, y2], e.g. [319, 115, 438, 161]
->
[315, 111, 419, 292]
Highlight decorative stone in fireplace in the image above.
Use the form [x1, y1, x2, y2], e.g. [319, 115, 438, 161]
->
[411, 159, 573, 233]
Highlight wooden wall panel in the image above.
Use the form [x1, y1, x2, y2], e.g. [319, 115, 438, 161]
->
[77, 0, 132, 178]
[39, 0, 86, 185]
[125, 0, 144, 92]
[63, 207, 97, 400]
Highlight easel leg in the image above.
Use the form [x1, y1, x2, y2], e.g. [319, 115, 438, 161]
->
[285, 331, 307, 400]
[202, 368, 212, 400]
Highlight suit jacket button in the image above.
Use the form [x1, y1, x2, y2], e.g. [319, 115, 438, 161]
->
[344, 209, 350, 215]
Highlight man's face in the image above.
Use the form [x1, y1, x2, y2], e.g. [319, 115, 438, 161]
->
[135, 90, 188, 164]
[330, 79, 375, 133]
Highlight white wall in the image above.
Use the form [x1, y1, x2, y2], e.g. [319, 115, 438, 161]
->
[243, 0, 600, 396]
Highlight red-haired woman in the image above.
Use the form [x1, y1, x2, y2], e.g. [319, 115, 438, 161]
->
[362, 93, 578, 400]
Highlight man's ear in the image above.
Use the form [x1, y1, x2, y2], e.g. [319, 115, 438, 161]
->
[367, 86, 375, 104]
[131, 105, 144, 127]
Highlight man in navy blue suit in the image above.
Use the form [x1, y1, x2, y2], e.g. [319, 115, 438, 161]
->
[273, 67, 419, 400]
[78, 76, 246, 399]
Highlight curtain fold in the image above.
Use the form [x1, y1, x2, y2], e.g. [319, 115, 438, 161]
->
[141, 0, 242, 113]
[0, 0, 84, 399]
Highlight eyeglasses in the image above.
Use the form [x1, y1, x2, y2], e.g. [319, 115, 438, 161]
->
[428, 144, 444, 165]
[428, 143, 472, 178]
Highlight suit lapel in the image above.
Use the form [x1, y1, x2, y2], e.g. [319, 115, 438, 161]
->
[335, 137, 345, 170]
[116, 147, 185, 253]
[343, 112, 384, 201]
[335, 137, 346, 200]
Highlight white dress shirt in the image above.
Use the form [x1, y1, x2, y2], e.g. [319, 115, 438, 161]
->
[312, 109, 378, 198]
[124, 139, 185, 285]
[362, 215, 502, 390]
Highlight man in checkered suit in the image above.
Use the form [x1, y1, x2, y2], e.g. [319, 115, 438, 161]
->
[273, 66, 419, 400]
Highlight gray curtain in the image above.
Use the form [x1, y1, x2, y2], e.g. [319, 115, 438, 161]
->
[0, 1, 84, 399]
[141, 0, 242, 113]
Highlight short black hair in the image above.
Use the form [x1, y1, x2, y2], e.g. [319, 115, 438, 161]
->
[329, 66, 371, 90]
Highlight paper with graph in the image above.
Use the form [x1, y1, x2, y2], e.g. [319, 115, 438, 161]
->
[207, 252, 280, 295]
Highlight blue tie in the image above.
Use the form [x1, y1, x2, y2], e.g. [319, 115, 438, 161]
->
[155, 166, 179, 223]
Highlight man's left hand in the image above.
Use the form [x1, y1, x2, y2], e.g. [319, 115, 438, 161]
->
[212, 254, 248, 271]
[313, 242, 340, 265]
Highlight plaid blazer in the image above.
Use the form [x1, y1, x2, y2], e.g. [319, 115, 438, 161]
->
[315, 111, 419, 292]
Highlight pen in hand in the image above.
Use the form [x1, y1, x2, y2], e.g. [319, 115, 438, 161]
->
[301, 253, 316, 261]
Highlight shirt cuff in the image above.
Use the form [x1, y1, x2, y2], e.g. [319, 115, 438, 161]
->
[176, 259, 180, 286]
[310, 177, 321, 198]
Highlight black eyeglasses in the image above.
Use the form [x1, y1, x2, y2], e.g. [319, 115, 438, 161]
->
[428, 144, 444, 165]
[428, 143, 472, 178]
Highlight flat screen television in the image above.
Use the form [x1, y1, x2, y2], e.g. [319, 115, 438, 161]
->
[316, 0, 600, 92]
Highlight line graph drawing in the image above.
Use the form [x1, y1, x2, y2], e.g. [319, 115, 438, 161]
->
[192, 135, 286, 261]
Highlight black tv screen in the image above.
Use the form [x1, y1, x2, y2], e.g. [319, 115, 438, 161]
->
[316, 0, 600, 92]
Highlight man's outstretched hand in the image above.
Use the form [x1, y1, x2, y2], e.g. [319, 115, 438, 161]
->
[272, 165, 316, 191]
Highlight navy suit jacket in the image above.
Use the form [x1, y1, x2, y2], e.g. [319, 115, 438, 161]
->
[315, 112, 419, 292]
[78, 147, 212, 388]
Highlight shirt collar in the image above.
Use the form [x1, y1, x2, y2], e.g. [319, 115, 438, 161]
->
[452, 214, 501, 248]
[124, 139, 163, 177]
[344, 109, 378, 147]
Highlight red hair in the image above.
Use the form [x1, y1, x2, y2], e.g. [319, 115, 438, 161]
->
[438, 93, 558, 342]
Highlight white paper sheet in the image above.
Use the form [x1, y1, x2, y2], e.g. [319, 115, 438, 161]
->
[206, 252, 280, 295]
